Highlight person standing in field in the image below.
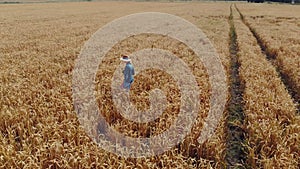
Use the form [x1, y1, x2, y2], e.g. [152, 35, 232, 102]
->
[120, 55, 135, 91]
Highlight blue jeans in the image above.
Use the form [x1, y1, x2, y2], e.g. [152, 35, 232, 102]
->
[123, 79, 133, 90]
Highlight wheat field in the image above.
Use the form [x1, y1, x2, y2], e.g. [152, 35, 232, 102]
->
[0, 1, 299, 168]
[231, 4, 299, 168]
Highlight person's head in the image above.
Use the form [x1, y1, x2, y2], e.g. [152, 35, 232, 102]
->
[120, 55, 131, 63]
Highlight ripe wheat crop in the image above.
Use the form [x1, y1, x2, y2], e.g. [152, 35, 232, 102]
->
[232, 5, 299, 168]
[237, 3, 300, 109]
[0, 1, 299, 168]
[0, 2, 231, 168]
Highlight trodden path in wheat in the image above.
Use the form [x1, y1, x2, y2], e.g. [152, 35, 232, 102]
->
[235, 4, 300, 114]
[0, 1, 299, 168]
[231, 3, 299, 168]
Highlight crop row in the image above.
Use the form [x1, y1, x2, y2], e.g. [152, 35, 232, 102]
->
[232, 6, 299, 168]
[236, 3, 300, 112]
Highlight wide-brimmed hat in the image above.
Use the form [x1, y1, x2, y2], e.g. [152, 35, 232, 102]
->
[120, 55, 131, 62]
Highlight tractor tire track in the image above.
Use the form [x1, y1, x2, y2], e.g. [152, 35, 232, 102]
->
[235, 4, 300, 114]
[225, 4, 247, 168]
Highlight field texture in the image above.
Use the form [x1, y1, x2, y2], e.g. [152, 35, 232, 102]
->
[231, 4, 299, 168]
[0, 1, 299, 168]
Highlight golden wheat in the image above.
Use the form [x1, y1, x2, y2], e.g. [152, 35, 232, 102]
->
[232, 6, 299, 168]
[0, 1, 233, 168]
[237, 3, 300, 103]
[1, 1, 298, 168]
